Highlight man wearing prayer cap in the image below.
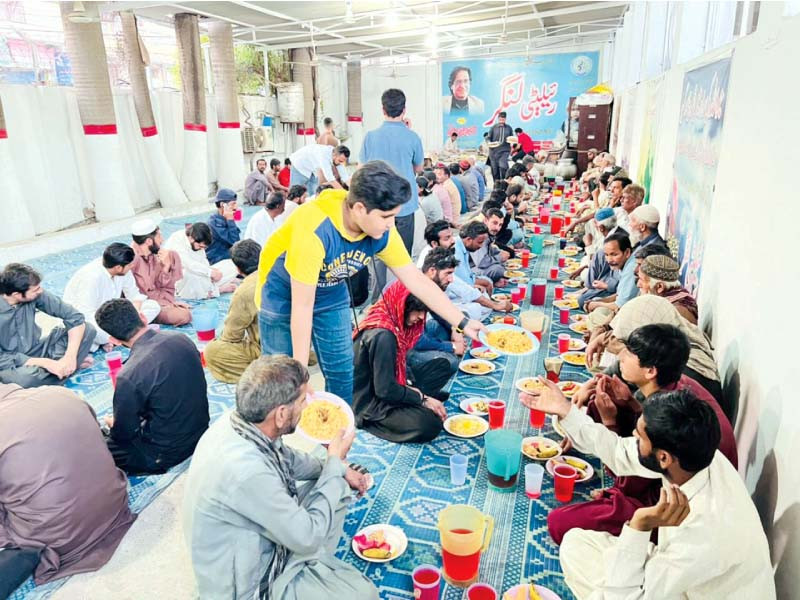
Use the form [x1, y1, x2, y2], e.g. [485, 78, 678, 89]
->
[577, 208, 622, 310]
[206, 188, 241, 264]
[629, 203, 668, 251]
[129, 218, 191, 326]
[637, 254, 698, 324]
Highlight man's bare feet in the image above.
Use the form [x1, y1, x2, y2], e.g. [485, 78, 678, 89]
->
[80, 356, 94, 369]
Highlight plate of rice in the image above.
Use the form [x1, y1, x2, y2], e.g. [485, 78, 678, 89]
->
[297, 391, 355, 445]
[478, 323, 540, 356]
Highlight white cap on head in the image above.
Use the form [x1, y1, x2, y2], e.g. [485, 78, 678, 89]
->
[131, 218, 159, 236]
[631, 204, 660, 226]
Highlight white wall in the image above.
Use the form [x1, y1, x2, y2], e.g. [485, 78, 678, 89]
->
[614, 7, 800, 595]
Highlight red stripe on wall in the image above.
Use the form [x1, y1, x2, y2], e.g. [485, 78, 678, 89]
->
[83, 124, 118, 135]
[347, 116, 363, 122]
[218, 121, 240, 129]
[141, 126, 158, 137]
[184, 123, 207, 132]
[0, 129, 7, 139]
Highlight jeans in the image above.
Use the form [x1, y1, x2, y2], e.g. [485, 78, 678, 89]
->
[289, 168, 319, 196]
[259, 306, 355, 404]
[407, 319, 460, 373]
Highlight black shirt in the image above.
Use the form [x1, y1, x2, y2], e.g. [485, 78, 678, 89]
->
[110, 329, 209, 464]
[352, 328, 423, 425]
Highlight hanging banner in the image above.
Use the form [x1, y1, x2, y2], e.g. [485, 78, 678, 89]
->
[441, 51, 599, 147]
[666, 56, 732, 296]
[636, 76, 666, 204]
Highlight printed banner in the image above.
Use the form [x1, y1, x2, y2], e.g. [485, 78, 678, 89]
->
[441, 52, 599, 147]
[666, 56, 732, 296]
[636, 76, 665, 204]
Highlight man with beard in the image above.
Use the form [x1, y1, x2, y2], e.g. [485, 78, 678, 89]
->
[183, 355, 376, 600]
[521, 376, 771, 599]
[585, 231, 638, 314]
[244, 158, 270, 205]
[628, 204, 667, 251]
[267, 157, 289, 194]
[614, 181, 642, 232]
[129, 218, 191, 326]
[164, 222, 239, 299]
[206, 189, 242, 264]
[486, 111, 514, 181]
[536, 323, 736, 545]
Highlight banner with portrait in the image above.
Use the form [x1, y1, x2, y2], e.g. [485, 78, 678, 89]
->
[441, 52, 599, 147]
[666, 56, 732, 296]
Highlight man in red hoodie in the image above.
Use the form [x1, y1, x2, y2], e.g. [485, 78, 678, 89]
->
[522, 323, 737, 544]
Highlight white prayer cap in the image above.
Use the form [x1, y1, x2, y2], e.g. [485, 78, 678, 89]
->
[631, 204, 660, 226]
[131, 218, 159, 236]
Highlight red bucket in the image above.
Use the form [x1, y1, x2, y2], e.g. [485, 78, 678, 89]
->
[197, 329, 216, 342]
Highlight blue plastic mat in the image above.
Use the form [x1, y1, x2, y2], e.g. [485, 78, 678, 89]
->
[11, 207, 602, 600]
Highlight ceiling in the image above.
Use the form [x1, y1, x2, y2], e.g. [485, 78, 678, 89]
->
[102, 1, 629, 63]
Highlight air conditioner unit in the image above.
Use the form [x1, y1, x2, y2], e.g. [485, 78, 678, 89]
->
[254, 126, 274, 152]
[241, 127, 257, 153]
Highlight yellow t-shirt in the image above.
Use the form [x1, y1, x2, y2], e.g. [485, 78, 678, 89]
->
[255, 189, 411, 314]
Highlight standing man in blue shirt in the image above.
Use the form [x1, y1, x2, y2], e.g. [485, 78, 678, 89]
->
[206, 188, 241, 264]
[360, 88, 424, 302]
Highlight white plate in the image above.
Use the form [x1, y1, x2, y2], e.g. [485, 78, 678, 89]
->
[352, 524, 408, 563]
[444, 414, 489, 438]
[562, 351, 587, 367]
[458, 358, 496, 375]
[562, 338, 587, 352]
[478, 323, 540, 357]
[296, 391, 355, 445]
[508, 277, 529, 285]
[557, 380, 582, 397]
[569, 321, 590, 335]
[491, 293, 511, 302]
[459, 397, 490, 416]
[470, 347, 501, 360]
[546, 455, 594, 483]
[521, 436, 563, 461]
[515, 376, 546, 395]
[503, 584, 562, 600]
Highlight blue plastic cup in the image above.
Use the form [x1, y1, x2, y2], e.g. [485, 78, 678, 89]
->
[450, 454, 468, 486]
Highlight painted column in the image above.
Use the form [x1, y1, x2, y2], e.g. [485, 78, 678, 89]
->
[0, 96, 36, 242]
[120, 11, 187, 207]
[60, 1, 135, 221]
[291, 48, 316, 146]
[347, 60, 364, 157]
[207, 21, 245, 190]
[174, 13, 208, 202]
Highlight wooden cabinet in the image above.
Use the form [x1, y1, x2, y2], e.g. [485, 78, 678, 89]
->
[576, 104, 612, 173]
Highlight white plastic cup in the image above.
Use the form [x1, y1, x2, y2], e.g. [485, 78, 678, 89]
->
[525, 463, 545, 499]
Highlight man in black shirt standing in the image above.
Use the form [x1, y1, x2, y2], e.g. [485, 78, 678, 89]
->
[95, 298, 209, 475]
[487, 111, 513, 181]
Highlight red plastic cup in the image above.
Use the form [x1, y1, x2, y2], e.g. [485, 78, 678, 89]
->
[533, 329, 542, 341]
[472, 337, 483, 349]
[412, 565, 441, 600]
[532, 215, 539, 224]
[517, 283, 526, 300]
[549, 267, 558, 280]
[534, 225, 541, 234]
[554, 464, 578, 502]
[521, 254, 530, 268]
[540, 214, 550, 225]
[553, 202, 561, 212]
[105, 351, 122, 371]
[529, 407, 546, 428]
[532, 280, 546, 305]
[467, 583, 497, 600]
[565, 215, 572, 226]
[197, 329, 216, 342]
[560, 307, 570, 325]
[558, 256, 566, 268]
[233, 209, 243, 221]
[511, 289, 522, 305]
[550, 216, 564, 234]
[488, 400, 506, 430]
[554, 284, 564, 300]
[558, 333, 570, 353]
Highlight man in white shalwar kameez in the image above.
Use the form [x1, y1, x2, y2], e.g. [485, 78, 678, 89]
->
[164, 223, 239, 299]
[183, 355, 378, 600]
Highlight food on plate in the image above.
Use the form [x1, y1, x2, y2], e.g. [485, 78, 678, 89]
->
[571, 313, 587, 322]
[467, 400, 489, 413]
[460, 361, 493, 374]
[558, 380, 580, 397]
[449, 417, 487, 436]
[504, 270, 525, 278]
[562, 352, 587, 366]
[569, 338, 586, 350]
[543, 239, 555, 246]
[554, 298, 579, 309]
[569, 321, 589, 334]
[508, 277, 530, 285]
[506, 259, 522, 268]
[560, 249, 578, 257]
[472, 348, 500, 359]
[518, 378, 545, 393]
[492, 293, 511, 302]
[299, 400, 349, 440]
[492, 315, 517, 325]
[562, 279, 582, 288]
[486, 329, 533, 354]
[523, 439, 559, 459]
[551, 456, 590, 479]
[354, 530, 394, 559]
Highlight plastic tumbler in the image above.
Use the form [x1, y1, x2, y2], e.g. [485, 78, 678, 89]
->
[529, 407, 546, 428]
[558, 256, 566, 268]
[565, 214, 572, 226]
[549, 267, 559, 281]
[554, 284, 564, 300]
[450, 454, 468, 486]
[559, 238, 568, 249]
[106, 351, 122, 371]
[531, 279, 547, 306]
[488, 401, 506, 430]
[472, 337, 483, 349]
[560, 307, 571, 325]
[466, 583, 497, 600]
[525, 463, 545, 499]
[550, 215, 563, 235]
[517, 283, 526, 300]
[412, 565, 442, 600]
[534, 225, 541, 234]
[558, 333, 571, 353]
[521, 253, 530, 268]
[511, 289, 521, 305]
[554, 464, 578, 502]
[233, 209, 243, 221]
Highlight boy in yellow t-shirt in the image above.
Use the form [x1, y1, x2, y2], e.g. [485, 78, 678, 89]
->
[256, 160, 485, 404]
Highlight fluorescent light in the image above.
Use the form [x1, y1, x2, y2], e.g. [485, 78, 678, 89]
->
[344, 0, 355, 24]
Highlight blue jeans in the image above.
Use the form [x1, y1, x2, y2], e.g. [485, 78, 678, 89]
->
[289, 168, 319, 196]
[407, 320, 460, 373]
[259, 306, 354, 404]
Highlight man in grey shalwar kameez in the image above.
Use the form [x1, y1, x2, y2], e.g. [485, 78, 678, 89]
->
[183, 355, 378, 600]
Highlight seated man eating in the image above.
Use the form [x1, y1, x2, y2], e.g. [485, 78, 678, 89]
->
[204, 240, 262, 383]
[95, 298, 209, 474]
[525, 384, 774, 599]
[352, 281, 449, 443]
[183, 355, 376, 600]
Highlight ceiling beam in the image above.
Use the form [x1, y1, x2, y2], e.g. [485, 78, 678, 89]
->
[167, 3, 252, 28]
